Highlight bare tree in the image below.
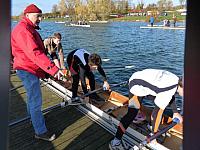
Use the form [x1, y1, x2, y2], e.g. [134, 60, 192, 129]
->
[97, 0, 112, 20]
[58, 0, 67, 16]
[179, 0, 186, 8]
[146, 3, 157, 10]
[52, 4, 59, 13]
[66, 0, 76, 20]
[87, 0, 97, 20]
[157, 0, 173, 11]
[136, 0, 144, 10]
[74, 0, 89, 21]
[110, 0, 117, 13]
[115, 0, 129, 14]
[166, 0, 173, 10]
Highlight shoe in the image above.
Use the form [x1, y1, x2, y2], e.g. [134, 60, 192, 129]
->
[35, 132, 56, 141]
[71, 97, 82, 103]
[147, 139, 161, 149]
[147, 124, 161, 133]
[132, 111, 146, 124]
[147, 124, 153, 131]
[109, 139, 125, 150]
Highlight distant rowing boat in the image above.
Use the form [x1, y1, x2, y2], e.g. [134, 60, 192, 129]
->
[55, 21, 66, 24]
[67, 23, 91, 28]
[89, 20, 108, 23]
[140, 25, 185, 30]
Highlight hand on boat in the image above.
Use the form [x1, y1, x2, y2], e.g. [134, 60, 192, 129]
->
[54, 70, 64, 80]
[103, 81, 110, 91]
[173, 113, 183, 124]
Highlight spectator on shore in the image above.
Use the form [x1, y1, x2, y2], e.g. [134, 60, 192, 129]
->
[166, 19, 171, 27]
[163, 19, 167, 26]
[172, 14, 177, 27]
[149, 15, 155, 27]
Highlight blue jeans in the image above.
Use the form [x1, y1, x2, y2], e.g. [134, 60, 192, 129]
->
[16, 70, 47, 135]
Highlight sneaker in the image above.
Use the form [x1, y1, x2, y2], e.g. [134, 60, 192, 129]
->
[147, 139, 161, 149]
[147, 124, 153, 131]
[35, 132, 56, 141]
[132, 111, 146, 124]
[109, 139, 125, 150]
[71, 97, 82, 103]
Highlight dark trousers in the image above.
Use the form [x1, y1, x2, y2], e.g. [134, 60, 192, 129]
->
[71, 71, 95, 98]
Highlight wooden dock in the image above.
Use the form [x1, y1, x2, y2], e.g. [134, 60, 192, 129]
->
[9, 74, 113, 150]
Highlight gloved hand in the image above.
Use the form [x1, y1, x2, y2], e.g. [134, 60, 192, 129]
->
[103, 81, 110, 91]
[173, 113, 183, 124]
[54, 70, 64, 80]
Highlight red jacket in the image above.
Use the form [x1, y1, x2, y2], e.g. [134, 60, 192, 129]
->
[11, 17, 59, 78]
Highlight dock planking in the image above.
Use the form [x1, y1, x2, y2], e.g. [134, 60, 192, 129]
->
[9, 75, 113, 150]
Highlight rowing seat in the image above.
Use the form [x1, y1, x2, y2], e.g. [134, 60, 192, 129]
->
[108, 91, 129, 105]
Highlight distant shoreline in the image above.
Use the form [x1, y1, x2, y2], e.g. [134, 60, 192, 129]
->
[12, 13, 186, 23]
[11, 19, 186, 23]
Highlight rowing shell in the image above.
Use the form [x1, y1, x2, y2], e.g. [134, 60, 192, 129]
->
[43, 78, 183, 150]
[140, 26, 185, 30]
[67, 23, 91, 28]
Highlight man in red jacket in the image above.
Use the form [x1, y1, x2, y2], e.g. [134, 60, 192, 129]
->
[11, 4, 63, 141]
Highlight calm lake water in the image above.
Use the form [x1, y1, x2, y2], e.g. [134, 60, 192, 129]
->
[12, 20, 185, 112]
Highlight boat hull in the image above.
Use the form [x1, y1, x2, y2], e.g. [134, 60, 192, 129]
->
[67, 23, 91, 27]
[42, 78, 183, 150]
[140, 26, 185, 30]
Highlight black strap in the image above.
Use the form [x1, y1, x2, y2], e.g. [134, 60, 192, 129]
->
[129, 79, 177, 94]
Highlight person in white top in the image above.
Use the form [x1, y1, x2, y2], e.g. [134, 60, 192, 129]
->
[109, 69, 183, 150]
[67, 49, 110, 102]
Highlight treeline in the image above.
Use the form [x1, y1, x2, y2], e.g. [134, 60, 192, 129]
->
[12, 0, 186, 21]
[50, 0, 186, 21]
[51, 0, 128, 21]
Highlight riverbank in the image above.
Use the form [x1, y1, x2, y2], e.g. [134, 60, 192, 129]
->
[11, 14, 186, 23]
